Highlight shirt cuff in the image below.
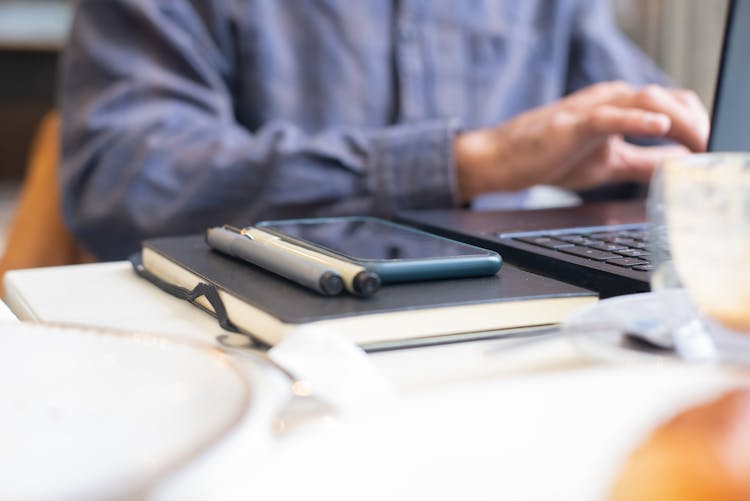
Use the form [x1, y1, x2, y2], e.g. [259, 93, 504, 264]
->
[368, 118, 463, 214]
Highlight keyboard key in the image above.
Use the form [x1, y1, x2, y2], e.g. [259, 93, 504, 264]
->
[514, 237, 574, 249]
[556, 235, 588, 244]
[614, 249, 650, 258]
[578, 238, 605, 246]
[595, 234, 629, 243]
[606, 257, 650, 268]
[587, 242, 629, 252]
[622, 230, 648, 240]
[611, 238, 641, 246]
[632, 264, 654, 272]
[558, 246, 621, 261]
[590, 232, 621, 240]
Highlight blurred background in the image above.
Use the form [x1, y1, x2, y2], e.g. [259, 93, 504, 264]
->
[0, 0, 732, 250]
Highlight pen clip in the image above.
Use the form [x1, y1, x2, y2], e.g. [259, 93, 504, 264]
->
[223, 224, 254, 240]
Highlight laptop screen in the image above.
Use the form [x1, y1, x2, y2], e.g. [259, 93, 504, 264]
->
[709, 0, 750, 151]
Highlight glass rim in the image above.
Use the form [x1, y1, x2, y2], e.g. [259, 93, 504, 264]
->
[661, 152, 750, 168]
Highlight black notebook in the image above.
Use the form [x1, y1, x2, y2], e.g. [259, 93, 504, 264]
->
[134, 235, 597, 350]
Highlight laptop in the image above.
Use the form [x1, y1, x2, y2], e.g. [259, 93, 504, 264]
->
[398, 0, 749, 298]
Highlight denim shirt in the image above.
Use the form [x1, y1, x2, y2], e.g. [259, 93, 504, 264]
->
[59, 0, 666, 259]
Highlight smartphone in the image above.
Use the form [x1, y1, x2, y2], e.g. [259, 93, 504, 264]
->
[254, 216, 502, 283]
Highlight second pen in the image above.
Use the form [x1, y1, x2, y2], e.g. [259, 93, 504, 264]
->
[206, 226, 345, 296]
[246, 228, 381, 298]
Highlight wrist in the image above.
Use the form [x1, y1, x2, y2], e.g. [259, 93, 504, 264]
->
[454, 129, 501, 203]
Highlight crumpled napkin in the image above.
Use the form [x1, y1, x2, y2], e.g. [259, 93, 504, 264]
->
[267, 326, 394, 414]
[151, 328, 395, 500]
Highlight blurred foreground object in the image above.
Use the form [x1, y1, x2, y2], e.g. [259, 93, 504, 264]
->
[611, 389, 750, 501]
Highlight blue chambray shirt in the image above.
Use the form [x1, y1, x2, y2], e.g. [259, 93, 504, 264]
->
[59, 0, 666, 259]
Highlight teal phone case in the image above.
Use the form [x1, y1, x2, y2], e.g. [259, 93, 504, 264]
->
[255, 216, 502, 284]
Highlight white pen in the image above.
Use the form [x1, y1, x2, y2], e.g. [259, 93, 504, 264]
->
[246, 228, 381, 298]
[206, 226, 345, 296]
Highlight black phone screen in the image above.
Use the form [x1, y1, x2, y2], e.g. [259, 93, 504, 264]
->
[258, 218, 487, 261]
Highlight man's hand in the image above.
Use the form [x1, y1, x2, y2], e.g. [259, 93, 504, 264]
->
[454, 81, 710, 202]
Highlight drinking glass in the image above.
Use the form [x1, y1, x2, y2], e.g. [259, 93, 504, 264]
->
[648, 153, 750, 360]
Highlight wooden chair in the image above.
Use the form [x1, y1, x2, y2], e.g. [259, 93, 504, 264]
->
[0, 112, 94, 296]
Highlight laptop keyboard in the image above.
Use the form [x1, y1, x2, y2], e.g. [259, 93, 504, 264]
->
[508, 225, 654, 273]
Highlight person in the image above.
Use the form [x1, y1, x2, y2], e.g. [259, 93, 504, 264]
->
[58, 0, 709, 260]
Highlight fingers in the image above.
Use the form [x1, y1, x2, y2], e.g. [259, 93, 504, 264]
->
[619, 85, 710, 152]
[564, 81, 636, 108]
[568, 82, 710, 152]
[456, 82, 706, 196]
[671, 88, 711, 138]
[587, 105, 671, 138]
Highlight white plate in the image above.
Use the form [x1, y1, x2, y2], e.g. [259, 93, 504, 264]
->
[0, 322, 250, 501]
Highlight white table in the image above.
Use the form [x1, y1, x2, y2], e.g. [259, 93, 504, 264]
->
[0, 298, 19, 323]
[4, 262, 746, 500]
[4, 261, 594, 394]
